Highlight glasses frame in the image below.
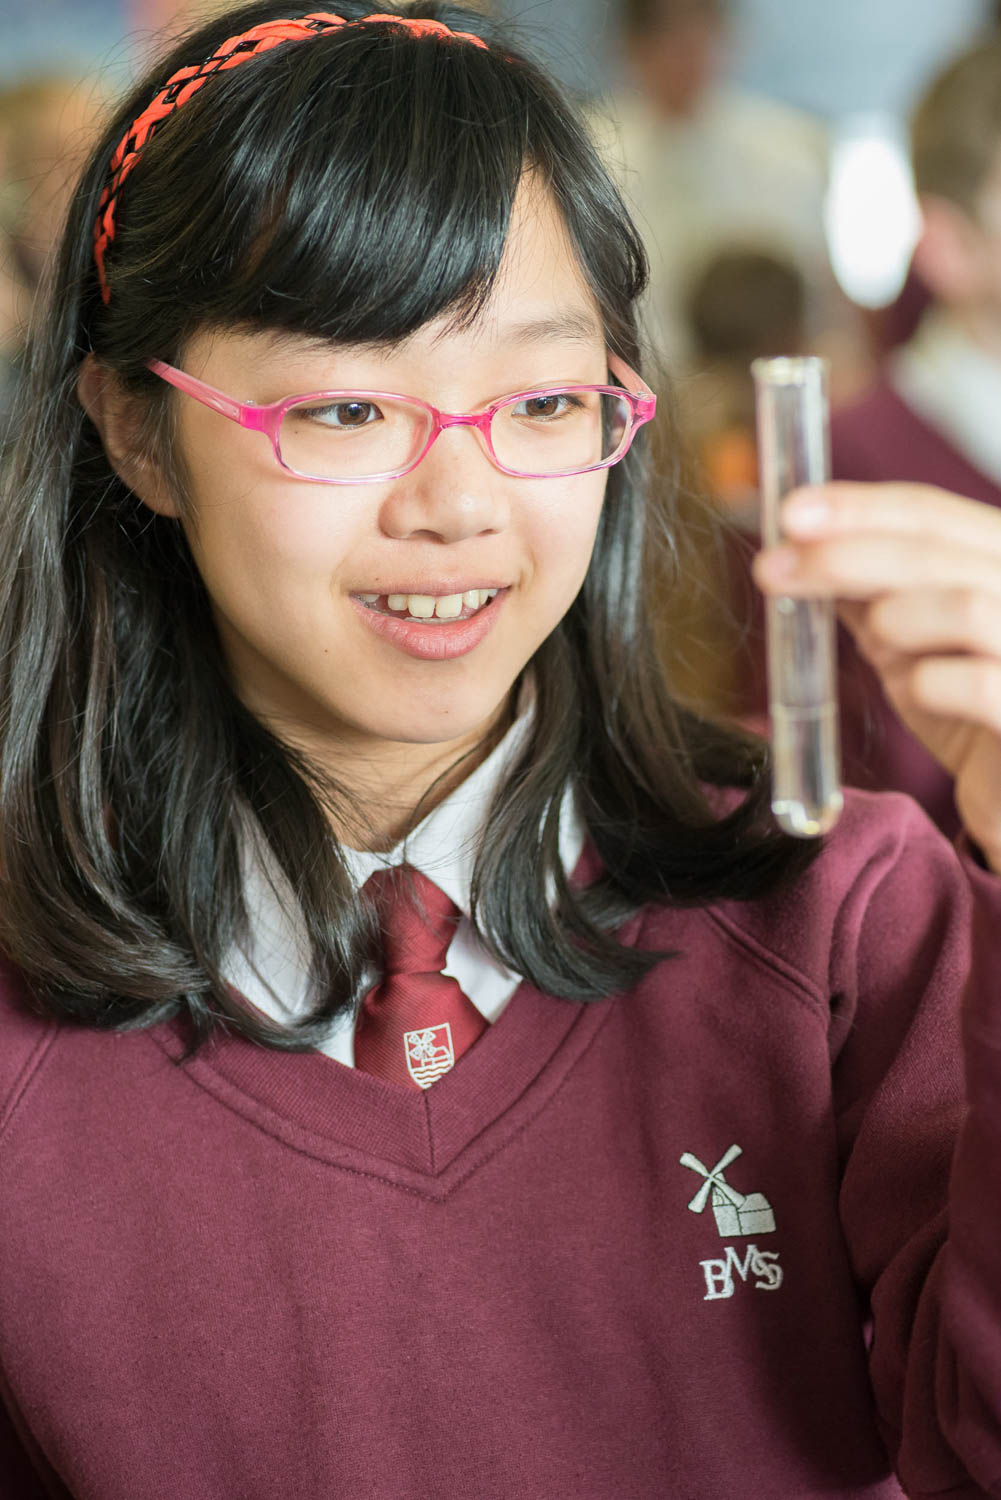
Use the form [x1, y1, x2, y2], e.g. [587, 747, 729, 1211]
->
[146, 352, 657, 484]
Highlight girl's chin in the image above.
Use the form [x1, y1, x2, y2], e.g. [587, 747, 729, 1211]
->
[347, 697, 515, 750]
[334, 666, 524, 752]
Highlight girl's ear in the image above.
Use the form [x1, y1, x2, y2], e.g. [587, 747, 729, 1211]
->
[76, 354, 180, 518]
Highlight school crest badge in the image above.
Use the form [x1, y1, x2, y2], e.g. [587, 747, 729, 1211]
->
[404, 1023, 455, 1090]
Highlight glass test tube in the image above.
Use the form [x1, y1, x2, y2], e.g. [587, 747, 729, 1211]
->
[751, 356, 843, 838]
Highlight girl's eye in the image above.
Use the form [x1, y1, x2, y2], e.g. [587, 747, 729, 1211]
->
[513, 393, 582, 421]
[303, 400, 383, 429]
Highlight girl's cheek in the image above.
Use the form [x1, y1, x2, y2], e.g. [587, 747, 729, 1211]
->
[519, 489, 604, 631]
[180, 415, 364, 566]
[537, 476, 606, 572]
[528, 471, 603, 530]
[190, 478, 366, 585]
[258, 500, 360, 569]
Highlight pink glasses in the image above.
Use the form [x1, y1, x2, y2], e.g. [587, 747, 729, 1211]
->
[147, 353, 657, 484]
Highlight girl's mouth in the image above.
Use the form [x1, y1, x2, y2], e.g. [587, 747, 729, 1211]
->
[348, 587, 509, 661]
[352, 588, 500, 623]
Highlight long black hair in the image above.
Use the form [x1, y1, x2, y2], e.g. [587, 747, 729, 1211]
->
[0, 0, 817, 1054]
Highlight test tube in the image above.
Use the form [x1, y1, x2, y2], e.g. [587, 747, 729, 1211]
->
[751, 356, 843, 838]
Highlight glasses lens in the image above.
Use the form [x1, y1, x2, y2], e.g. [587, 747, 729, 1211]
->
[490, 390, 631, 476]
[278, 395, 430, 480]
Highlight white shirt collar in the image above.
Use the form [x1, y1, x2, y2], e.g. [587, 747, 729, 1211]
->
[223, 703, 584, 1034]
[889, 308, 1001, 487]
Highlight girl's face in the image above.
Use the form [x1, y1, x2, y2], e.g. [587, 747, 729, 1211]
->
[157, 184, 610, 773]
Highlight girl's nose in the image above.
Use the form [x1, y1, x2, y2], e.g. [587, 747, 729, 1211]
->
[377, 425, 511, 544]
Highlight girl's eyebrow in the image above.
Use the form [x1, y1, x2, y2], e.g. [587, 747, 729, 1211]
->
[501, 312, 604, 347]
[258, 310, 604, 363]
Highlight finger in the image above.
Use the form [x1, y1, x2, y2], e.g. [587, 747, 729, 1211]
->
[909, 656, 1001, 736]
[753, 534, 1001, 600]
[862, 589, 1001, 659]
[780, 481, 1001, 557]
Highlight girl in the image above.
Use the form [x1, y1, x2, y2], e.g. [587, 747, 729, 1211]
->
[0, 4, 999, 1495]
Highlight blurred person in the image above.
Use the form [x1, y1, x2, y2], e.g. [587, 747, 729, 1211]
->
[0, 76, 105, 434]
[661, 249, 807, 723]
[682, 246, 806, 526]
[594, 0, 833, 371]
[830, 37, 1001, 834]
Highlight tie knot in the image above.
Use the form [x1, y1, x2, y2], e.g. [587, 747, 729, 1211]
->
[363, 865, 461, 978]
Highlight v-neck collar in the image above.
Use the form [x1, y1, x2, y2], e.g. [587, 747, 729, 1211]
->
[150, 968, 619, 1198]
[150, 841, 637, 1197]
[145, 700, 636, 1200]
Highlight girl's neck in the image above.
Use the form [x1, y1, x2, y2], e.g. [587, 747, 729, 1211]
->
[293, 692, 520, 854]
[356, 718, 514, 853]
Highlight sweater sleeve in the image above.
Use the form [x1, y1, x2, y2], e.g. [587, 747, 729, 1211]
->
[938, 849, 1001, 1492]
[830, 806, 1001, 1496]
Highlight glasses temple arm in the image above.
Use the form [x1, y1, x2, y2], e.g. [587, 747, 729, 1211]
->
[147, 359, 268, 428]
[606, 351, 657, 421]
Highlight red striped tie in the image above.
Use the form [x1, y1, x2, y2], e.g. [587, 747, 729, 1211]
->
[354, 865, 487, 1089]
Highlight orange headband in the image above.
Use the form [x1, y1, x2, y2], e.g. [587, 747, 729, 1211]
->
[93, 11, 488, 304]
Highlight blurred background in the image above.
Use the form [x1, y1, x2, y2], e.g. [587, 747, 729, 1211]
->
[3, 0, 1001, 830]
[1, 0, 995, 403]
[1, 0, 992, 109]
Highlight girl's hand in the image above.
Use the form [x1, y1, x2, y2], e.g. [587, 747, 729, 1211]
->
[752, 482, 1001, 874]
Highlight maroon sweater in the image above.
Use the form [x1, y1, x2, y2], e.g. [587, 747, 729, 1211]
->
[830, 380, 1001, 838]
[1, 791, 1000, 1498]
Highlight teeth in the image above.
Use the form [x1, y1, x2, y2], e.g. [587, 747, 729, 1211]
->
[357, 594, 379, 605]
[380, 589, 501, 619]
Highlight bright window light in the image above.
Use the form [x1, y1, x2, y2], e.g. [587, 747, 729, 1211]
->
[824, 113, 922, 309]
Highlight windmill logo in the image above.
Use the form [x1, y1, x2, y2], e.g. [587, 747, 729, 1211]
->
[680, 1144, 777, 1239]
